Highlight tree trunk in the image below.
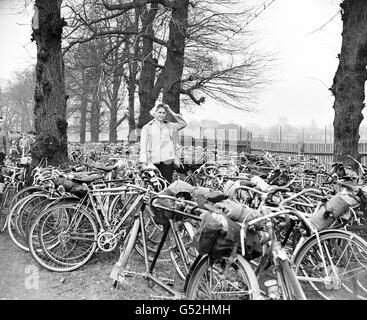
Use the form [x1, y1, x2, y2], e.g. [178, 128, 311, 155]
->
[90, 68, 102, 142]
[331, 0, 367, 167]
[79, 69, 89, 143]
[20, 106, 28, 132]
[162, 0, 189, 115]
[127, 10, 139, 140]
[137, 4, 159, 129]
[109, 105, 118, 142]
[31, 0, 68, 166]
[109, 69, 121, 143]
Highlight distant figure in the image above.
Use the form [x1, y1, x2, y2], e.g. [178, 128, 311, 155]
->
[9, 140, 20, 160]
[140, 103, 187, 183]
[19, 134, 29, 154]
[8, 131, 21, 154]
[0, 118, 8, 166]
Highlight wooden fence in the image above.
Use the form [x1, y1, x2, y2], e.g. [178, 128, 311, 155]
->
[251, 141, 367, 168]
[179, 135, 250, 164]
[179, 136, 367, 169]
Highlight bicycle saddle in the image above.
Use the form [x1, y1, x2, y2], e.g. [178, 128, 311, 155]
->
[205, 191, 228, 203]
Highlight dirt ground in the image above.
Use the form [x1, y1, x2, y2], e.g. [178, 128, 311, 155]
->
[0, 232, 183, 300]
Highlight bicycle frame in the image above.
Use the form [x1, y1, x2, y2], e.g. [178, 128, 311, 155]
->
[112, 195, 201, 299]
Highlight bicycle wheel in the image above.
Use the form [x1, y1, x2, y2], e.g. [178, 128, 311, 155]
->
[186, 254, 261, 300]
[8, 185, 43, 213]
[7, 196, 31, 250]
[14, 193, 50, 247]
[111, 217, 140, 287]
[28, 202, 98, 272]
[294, 230, 367, 300]
[169, 220, 198, 280]
[8, 194, 47, 251]
[0, 185, 16, 232]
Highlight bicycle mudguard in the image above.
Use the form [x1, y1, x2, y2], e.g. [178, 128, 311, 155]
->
[183, 254, 204, 292]
[293, 229, 362, 260]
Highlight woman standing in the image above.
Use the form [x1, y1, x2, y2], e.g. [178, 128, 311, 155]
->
[139, 103, 187, 183]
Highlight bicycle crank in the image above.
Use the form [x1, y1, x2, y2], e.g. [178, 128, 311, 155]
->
[97, 231, 118, 252]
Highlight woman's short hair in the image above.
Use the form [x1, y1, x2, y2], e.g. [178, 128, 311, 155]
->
[156, 103, 168, 112]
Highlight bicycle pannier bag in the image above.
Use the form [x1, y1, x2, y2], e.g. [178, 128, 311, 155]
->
[309, 190, 358, 231]
[192, 211, 223, 254]
[151, 180, 212, 225]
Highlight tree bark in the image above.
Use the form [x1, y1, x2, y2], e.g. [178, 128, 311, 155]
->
[127, 9, 139, 140]
[79, 69, 89, 143]
[331, 0, 367, 167]
[31, 0, 68, 166]
[90, 67, 102, 142]
[137, 4, 159, 129]
[109, 68, 122, 143]
[162, 0, 189, 115]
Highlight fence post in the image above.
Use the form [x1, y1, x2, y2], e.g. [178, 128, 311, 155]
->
[214, 128, 217, 162]
[203, 135, 207, 164]
[225, 129, 229, 156]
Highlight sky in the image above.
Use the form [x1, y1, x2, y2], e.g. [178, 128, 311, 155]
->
[184, 0, 344, 128]
[0, 0, 353, 128]
[0, 0, 34, 85]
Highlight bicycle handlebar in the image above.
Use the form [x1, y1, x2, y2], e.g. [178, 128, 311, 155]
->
[278, 188, 324, 210]
[244, 207, 314, 237]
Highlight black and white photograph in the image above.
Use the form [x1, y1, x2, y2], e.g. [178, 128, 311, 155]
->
[0, 0, 367, 306]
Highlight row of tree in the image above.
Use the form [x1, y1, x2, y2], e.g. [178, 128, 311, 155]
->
[7, 0, 367, 169]
[26, 0, 272, 166]
[63, 0, 270, 142]
[0, 70, 34, 133]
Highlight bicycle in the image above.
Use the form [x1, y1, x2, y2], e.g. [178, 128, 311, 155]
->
[0, 163, 27, 232]
[276, 182, 367, 300]
[185, 201, 306, 300]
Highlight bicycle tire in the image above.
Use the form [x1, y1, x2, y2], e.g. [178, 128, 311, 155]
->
[186, 254, 261, 300]
[294, 229, 367, 300]
[7, 194, 46, 251]
[16, 193, 50, 245]
[24, 195, 59, 241]
[8, 185, 43, 213]
[28, 202, 98, 272]
[0, 185, 16, 232]
[169, 220, 198, 280]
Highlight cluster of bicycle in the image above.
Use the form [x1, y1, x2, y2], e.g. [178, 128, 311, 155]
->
[0, 148, 367, 300]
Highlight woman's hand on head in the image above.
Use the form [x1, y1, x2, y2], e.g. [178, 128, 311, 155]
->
[149, 106, 157, 117]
